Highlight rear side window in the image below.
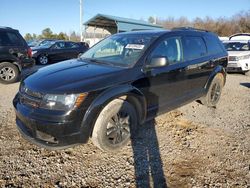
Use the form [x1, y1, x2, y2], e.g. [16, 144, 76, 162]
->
[0, 31, 24, 46]
[65, 42, 80, 49]
[204, 35, 224, 55]
[183, 36, 206, 61]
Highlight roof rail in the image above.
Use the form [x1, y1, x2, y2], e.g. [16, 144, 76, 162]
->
[0, 26, 13, 30]
[172, 27, 209, 32]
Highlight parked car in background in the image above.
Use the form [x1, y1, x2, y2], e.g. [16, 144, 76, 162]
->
[13, 28, 228, 151]
[229, 33, 250, 41]
[219, 36, 229, 42]
[31, 40, 89, 64]
[223, 40, 250, 74]
[0, 27, 34, 84]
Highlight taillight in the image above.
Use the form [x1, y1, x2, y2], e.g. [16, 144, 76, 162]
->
[27, 47, 32, 58]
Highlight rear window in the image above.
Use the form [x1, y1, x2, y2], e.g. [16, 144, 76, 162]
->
[183, 36, 207, 61]
[0, 31, 24, 46]
[204, 35, 224, 55]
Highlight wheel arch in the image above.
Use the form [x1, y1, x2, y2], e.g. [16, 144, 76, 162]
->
[0, 60, 21, 72]
[204, 65, 226, 92]
[80, 84, 147, 138]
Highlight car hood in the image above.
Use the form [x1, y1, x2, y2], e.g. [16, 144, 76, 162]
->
[23, 59, 136, 94]
[228, 51, 250, 56]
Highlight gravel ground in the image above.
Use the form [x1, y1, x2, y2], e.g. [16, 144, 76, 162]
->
[0, 72, 249, 188]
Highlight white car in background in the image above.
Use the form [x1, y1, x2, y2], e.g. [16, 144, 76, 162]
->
[223, 40, 250, 74]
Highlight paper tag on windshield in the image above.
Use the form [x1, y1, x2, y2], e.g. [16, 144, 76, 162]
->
[125, 44, 145, 50]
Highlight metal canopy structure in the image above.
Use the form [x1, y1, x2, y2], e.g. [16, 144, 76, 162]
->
[84, 14, 163, 34]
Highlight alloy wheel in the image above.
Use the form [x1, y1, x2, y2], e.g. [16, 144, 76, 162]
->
[106, 112, 131, 145]
[39, 56, 48, 65]
[210, 83, 221, 104]
[0, 67, 15, 81]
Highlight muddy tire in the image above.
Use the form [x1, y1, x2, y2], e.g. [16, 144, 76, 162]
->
[0, 62, 19, 84]
[92, 99, 137, 152]
[200, 73, 224, 107]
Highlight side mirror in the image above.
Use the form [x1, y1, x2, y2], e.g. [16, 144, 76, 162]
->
[146, 56, 169, 68]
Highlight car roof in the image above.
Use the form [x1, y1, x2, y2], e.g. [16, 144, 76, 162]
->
[114, 28, 214, 37]
[0, 26, 18, 32]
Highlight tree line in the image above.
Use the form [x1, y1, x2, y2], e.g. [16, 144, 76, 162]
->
[25, 10, 250, 41]
[150, 10, 250, 36]
[24, 28, 81, 41]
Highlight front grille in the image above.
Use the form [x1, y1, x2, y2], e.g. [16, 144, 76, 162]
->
[19, 84, 43, 108]
[229, 56, 237, 61]
[20, 85, 43, 99]
[20, 94, 41, 108]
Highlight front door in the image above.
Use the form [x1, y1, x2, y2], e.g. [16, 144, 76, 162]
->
[142, 35, 192, 115]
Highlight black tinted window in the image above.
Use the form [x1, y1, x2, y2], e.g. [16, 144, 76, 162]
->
[149, 37, 183, 65]
[53, 42, 66, 49]
[65, 42, 79, 49]
[204, 35, 224, 55]
[183, 36, 206, 61]
[0, 31, 23, 46]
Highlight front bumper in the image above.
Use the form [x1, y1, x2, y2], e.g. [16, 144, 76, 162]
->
[13, 94, 89, 150]
[227, 60, 250, 72]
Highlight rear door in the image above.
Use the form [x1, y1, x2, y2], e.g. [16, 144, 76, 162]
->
[64, 42, 81, 58]
[49, 42, 67, 62]
[181, 35, 211, 94]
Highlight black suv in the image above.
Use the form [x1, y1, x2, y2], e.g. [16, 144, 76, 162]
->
[0, 27, 34, 84]
[13, 28, 228, 152]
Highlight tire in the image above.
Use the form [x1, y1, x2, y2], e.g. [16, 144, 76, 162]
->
[92, 99, 138, 152]
[0, 62, 19, 84]
[37, 54, 49, 65]
[200, 73, 224, 107]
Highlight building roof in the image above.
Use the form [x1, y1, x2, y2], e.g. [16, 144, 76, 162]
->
[84, 14, 163, 33]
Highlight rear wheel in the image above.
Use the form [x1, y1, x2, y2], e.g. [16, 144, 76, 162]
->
[37, 54, 49, 65]
[92, 99, 137, 152]
[200, 73, 224, 107]
[0, 62, 19, 84]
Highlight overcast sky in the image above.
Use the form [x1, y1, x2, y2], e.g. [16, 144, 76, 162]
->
[0, 0, 249, 35]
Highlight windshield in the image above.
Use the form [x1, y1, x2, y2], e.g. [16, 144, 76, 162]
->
[80, 34, 156, 67]
[223, 42, 250, 51]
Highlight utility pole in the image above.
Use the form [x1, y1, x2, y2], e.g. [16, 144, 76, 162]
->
[80, 0, 83, 41]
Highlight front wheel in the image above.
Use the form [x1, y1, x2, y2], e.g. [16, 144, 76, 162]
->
[200, 73, 224, 107]
[0, 62, 19, 84]
[92, 99, 137, 152]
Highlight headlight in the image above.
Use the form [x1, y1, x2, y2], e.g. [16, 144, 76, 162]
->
[40, 93, 87, 110]
[236, 55, 250, 61]
[31, 50, 37, 55]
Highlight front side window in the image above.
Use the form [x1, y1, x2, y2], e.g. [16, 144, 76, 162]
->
[149, 37, 183, 65]
[81, 34, 156, 67]
[183, 36, 207, 61]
